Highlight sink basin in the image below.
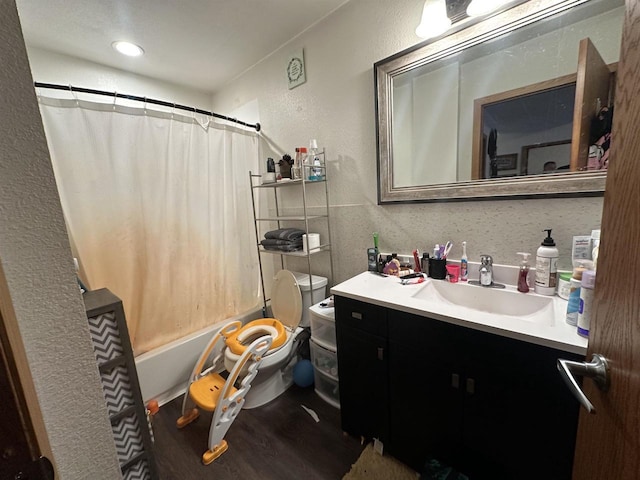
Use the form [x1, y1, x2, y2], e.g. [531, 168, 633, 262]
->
[411, 280, 556, 325]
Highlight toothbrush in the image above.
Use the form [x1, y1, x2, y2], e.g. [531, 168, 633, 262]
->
[443, 241, 453, 259]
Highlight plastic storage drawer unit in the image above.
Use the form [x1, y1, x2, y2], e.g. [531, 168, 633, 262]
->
[310, 338, 338, 378]
[313, 367, 340, 409]
[309, 298, 336, 349]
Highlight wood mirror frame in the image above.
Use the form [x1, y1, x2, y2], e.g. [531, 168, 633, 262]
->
[375, 0, 615, 204]
[471, 49, 617, 180]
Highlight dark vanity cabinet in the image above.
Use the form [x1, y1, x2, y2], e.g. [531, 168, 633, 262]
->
[335, 296, 583, 479]
[334, 296, 389, 444]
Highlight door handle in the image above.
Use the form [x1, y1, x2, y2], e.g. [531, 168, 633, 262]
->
[557, 353, 609, 414]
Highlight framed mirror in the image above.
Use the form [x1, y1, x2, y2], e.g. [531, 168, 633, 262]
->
[375, 0, 624, 203]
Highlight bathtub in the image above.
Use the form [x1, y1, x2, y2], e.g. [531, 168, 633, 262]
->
[135, 306, 263, 406]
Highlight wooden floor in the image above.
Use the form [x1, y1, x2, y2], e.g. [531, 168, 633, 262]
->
[151, 384, 365, 479]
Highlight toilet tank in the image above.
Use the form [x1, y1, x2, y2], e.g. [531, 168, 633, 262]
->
[291, 271, 328, 327]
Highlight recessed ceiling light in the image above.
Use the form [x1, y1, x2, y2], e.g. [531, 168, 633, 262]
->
[112, 41, 144, 57]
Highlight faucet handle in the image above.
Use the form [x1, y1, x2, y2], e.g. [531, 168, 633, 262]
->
[480, 254, 493, 264]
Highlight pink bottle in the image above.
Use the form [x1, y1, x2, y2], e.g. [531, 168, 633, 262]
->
[517, 252, 531, 293]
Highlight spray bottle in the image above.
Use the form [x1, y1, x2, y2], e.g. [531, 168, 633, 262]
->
[308, 139, 324, 181]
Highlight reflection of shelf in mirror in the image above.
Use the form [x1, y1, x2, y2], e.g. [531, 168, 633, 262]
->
[255, 215, 327, 222]
[258, 244, 331, 256]
[254, 178, 326, 188]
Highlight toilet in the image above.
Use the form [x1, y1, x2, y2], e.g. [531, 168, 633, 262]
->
[223, 269, 327, 409]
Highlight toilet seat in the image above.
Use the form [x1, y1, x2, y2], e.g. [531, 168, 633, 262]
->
[225, 270, 302, 356]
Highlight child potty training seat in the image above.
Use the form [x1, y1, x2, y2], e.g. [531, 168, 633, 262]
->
[224, 269, 303, 355]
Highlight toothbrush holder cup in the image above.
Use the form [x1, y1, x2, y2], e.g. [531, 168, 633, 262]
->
[429, 258, 447, 280]
[446, 264, 460, 283]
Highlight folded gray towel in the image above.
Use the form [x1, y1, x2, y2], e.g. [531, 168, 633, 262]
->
[261, 238, 303, 247]
[262, 244, 302, 252]
[264, 228, 306, 241]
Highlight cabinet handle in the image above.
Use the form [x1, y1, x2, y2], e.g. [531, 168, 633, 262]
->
[557, 353, 610, 414]
[377, 347, 384, 361]
[451, 373, 460, 389]
[466, 378, 475, 395]
[352, 312, 362, 320]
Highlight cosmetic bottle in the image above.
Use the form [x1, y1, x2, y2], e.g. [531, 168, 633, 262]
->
[591, 229, 601, 270]
[308, 139, 324, 181]
[557, 272, 572, 300]
[517, 252, 531, 293]
[292, 148, 302, 180]
[460, 241, 468, 281]
[383, 254, 399, 276]
[368, 232, 380, 271]
[412, 249, 422, 273]
[421, 252, 430, 277]
[535, 229, 559, 296]
[577, 270, 596, 337]
[566, 267, 585, 326]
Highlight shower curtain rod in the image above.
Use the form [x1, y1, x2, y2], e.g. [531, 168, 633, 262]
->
[34, 82, 261, 132]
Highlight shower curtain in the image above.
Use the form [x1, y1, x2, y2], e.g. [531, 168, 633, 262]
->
[38, 96, 261, 354]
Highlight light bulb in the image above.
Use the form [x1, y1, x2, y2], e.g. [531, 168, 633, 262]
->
[466, 0, 510, 17]
[415, 0, 452, 39]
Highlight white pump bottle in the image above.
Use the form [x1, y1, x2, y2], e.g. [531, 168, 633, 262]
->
[535, 229, 559, 296]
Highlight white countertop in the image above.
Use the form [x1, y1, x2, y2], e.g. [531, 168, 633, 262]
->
[330, 271, 588, 355]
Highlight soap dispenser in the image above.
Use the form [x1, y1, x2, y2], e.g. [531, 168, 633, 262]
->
[535, 228, 559, 296]
[517, 252, 531, 293]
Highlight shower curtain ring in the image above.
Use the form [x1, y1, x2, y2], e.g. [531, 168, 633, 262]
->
[68, 84, 79, 106]
[113, 91, 117, 111]
[143, 97, 148, 115]
[171, 103, 176, 119]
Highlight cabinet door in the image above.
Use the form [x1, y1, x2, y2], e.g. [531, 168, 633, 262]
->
[335, 296, 388, 442]
[387, 312, 465, 472]
[336, 326, 389, 442]
[460, 329, 582, 480]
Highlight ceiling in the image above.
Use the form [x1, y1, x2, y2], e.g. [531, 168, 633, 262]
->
[15, 0, 348, 93]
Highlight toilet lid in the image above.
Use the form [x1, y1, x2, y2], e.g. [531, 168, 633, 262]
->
[271, 270, 302, 330]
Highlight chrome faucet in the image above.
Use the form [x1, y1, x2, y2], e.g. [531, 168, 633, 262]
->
[468, 254, 505, 288]
[479, 254, 493, 286]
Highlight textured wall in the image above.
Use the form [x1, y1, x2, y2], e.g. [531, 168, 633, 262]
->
[25, 46, 212, 108]
[212, 0, 604, 285]
[0, 3, 121, 478]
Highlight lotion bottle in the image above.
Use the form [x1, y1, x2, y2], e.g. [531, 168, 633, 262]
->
[535, 229, 559, 296]
[517, 252, 531, 293]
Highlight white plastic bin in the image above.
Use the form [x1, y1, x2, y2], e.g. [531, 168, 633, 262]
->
[310, 338, 338, 378]
[313, 367, 340, 409]
[291, 271, 327, 327]
[309, 299, 336, 349]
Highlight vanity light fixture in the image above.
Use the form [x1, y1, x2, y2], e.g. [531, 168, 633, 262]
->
[112, 41, 145, 57]
[415, 0, 452, 39]
[466, 0, 510, 17]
